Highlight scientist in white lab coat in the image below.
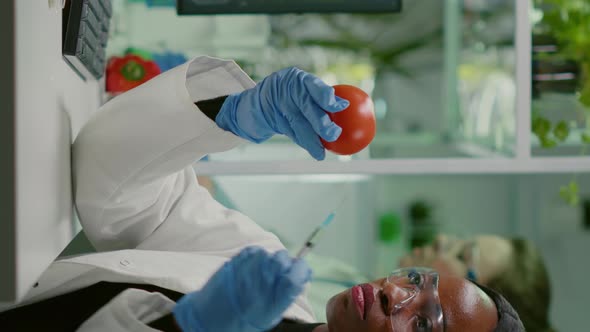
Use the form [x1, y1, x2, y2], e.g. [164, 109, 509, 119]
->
[0, 56, 523, 332]
[0, 56, 345, 332]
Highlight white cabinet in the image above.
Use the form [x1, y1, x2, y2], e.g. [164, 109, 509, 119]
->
[1, 1, 100, 303]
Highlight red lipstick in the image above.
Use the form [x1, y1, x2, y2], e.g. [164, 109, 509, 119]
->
[360, 283, 375, 319]
[351, 285, 365, 319]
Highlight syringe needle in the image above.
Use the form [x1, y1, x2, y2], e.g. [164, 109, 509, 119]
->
[296, 211, 336, 259]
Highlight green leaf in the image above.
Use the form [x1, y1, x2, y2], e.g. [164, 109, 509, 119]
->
[582, 131, 590, 143]
[553, 121, 570, 141]
[578, 83, 590, 108]
[568, 181, 579, 194]
[566, 194, 580, 206]
[532, 116, 552, 137]
[540, 137, 558, 148]
[559, 186, 570, 200]
[559, 181, 580, 206]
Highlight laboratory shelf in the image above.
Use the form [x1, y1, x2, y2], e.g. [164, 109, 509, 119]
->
[194, 156, 590, 175]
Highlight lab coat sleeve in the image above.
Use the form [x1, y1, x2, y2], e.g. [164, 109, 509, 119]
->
[73, 56, 260, 251]
[75, 289, 175, 332]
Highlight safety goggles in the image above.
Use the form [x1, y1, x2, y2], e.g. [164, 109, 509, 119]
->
[385, 268, 444, 332]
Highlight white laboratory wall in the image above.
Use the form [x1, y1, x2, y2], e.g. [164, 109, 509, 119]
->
[371, 175, 518, 277]
[519, 175, 590, 332]
[212, 174, 377, 275]
[373, 175, 517, 235]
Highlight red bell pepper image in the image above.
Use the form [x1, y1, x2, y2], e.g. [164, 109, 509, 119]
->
[106, 54, 161, 93]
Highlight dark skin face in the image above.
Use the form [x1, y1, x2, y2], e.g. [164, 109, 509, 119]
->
[321, 274, 498, 332]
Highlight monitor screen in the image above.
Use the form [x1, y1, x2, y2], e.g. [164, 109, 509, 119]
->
[177, 0, 402, 15]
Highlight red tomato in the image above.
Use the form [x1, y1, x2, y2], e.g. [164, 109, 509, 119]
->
[321, 85, 376, 155]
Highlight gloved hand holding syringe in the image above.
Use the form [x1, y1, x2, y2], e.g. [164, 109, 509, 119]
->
[173, 197, 346, 332]
[296, 196, 347, 259]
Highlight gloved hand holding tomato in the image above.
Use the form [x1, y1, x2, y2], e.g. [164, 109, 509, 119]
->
[321, 85, 376, 155]
[214, 66, 375, 159]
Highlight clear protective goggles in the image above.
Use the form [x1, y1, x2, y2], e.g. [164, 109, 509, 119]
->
[385, 267, 444, 332]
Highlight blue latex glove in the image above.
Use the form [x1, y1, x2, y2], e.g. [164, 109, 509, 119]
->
[216, 67, 349, 160]
[172, 246, 312, 332]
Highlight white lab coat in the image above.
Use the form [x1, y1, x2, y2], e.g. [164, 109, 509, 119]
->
[2, 56, 316, 331]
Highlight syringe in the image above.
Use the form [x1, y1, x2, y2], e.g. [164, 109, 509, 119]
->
[295, 196, 346, 259]
[295, 211, 336, 259]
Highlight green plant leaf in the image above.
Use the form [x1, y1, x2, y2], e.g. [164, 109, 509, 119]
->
[568, 181, 579, 194]
[579, 83, 590, 108]
[540, 137, 558, 148]
[532, 116, 552, 137]
[553, 121, 570, 141]
[559, 181, 580, 206]
[559, 185, 570, 199]
[565, 193, 579, 206]
[582, 131, 590, 143]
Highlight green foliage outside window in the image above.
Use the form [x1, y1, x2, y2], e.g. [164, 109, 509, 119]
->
[534, 0, 590, 205]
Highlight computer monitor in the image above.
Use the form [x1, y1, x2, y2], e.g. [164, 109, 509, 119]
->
[177, 0, 402, 15]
